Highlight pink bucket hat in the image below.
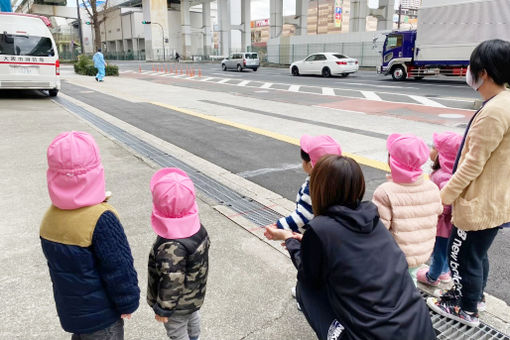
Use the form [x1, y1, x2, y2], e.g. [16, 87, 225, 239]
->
[47, 131, 106, 210]
[300, 134, 342, 166]
[150, 168, 201, 239]
[387, 133, 429, 183]
[433, 132, 462, 174]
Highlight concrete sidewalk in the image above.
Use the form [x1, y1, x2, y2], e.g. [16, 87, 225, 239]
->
[0, 96, 314, 339]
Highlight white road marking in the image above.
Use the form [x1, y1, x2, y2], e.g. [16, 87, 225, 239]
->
[260, 83, 273, 89]
[438, 97, 476, 103]
[254, 90, 269, 93]
[119, 70, 131, 74]
[238, 80, 250, 86]
[322, 87, 336, 96]
[438, 113, 466, 119]
[201, 77, 214, 82]
[336, 81, 418, 89]
[289, 85, 301, 92]
[361, 91, 382, 101]
[409, 95, 447, 108]
[217, 78, 231, 84]
[212, 72, 241, 77]
[237, 164, 302, 178]
[141, 71, 154, 74]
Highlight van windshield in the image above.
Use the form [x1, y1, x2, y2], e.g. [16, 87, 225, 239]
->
[245, 53, 258, 59]
[0, 33, 54, 56]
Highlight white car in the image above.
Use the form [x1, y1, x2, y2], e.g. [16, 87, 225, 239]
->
[290, 53, 359, 78]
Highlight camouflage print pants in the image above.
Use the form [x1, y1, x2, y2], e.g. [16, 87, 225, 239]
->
[163, 311, 200, 340]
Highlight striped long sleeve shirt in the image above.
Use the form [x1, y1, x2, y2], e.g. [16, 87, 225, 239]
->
[276, 177, 313, 233]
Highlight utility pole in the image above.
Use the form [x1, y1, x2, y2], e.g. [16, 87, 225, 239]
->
[75, 0, 85, 55]
[398, 3, 402, 29]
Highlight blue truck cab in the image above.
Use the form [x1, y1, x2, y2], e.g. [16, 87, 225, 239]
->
[379, 30, 416, 80]
[379, 29, 470, 81]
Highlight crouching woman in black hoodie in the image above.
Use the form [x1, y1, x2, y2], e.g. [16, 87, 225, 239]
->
[265, 155, 436, 340]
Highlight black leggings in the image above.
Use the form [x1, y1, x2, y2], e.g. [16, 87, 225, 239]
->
[296, 282, 344, 340]
[448, 226, 500, 312]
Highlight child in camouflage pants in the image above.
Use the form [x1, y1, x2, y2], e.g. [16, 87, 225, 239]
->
[147, 168, 210, 340]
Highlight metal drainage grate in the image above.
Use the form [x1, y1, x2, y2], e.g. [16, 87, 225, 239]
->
[57, 96, 510, 340]
[420, 292, 509, 340]
[56, 96, 282, 227]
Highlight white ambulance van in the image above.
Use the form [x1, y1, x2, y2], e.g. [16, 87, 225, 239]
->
[0, 13, 60, 96]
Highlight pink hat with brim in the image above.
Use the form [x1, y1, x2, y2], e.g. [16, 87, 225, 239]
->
[47, 131, 106, 210]
[387, 133, 429, 184]
[300, 134, 342, 166]
[150, 168, 201, 239]
[433, 132, 462, 174]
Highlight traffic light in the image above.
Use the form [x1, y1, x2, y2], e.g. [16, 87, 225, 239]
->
[142, 20, 151, 24]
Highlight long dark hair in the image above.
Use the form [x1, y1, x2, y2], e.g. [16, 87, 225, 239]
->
[310, 155, 365, 216]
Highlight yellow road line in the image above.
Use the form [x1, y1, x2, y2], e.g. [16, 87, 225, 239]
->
[151, 101, 390, 172]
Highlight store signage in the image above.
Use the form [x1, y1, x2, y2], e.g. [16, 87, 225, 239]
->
[334, 0, 342, 28]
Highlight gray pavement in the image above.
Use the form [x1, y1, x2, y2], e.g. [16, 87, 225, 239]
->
[2, 68, 509, 339]
[115, 61, 479, 110]
[0, 95, 314, 339]
[56, 68, 509, 307]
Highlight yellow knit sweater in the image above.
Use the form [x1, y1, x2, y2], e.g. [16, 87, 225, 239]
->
[441, 90, 510, 231]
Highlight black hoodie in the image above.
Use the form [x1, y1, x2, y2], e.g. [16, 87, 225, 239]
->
[286, 201, 436, 340]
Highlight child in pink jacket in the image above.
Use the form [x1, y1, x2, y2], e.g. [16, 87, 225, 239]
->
[417, 132, 462, 286]
[373, 134, 443, 285]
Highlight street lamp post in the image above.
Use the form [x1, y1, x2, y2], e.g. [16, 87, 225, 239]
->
[142, 20, 165, 61]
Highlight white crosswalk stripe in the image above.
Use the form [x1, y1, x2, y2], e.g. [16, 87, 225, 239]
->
[238, 80, 250, 86]
[289, 85, 300, 92]
[360, 91, 382, 101]
[322, 87, 336, 96]
[408, 95, 447, 108]
[217, 78, 230, 84]
[201, 77, 214, 82]
[260, 83, 273, 89]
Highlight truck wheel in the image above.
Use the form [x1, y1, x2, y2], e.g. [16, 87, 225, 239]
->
[322, 67, 331, 78]
[48, 89, 58, 97]
[253, 67, 258, 72]
[391, 66, 407, 81]
[222, 64, 227, 71]
[237, 64, 243, 72]
[291, 66, 300, 76]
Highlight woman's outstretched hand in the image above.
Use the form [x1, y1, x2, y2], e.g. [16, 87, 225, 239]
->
[264, 225, 294, 241]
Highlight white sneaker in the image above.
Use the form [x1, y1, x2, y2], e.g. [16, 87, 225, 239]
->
[291, 286, 296, 299]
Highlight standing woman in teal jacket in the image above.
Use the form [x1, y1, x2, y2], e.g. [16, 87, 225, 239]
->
[93, 48, 107, 82]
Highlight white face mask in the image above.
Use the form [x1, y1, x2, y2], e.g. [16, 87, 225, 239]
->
[466, 66, 484, 91]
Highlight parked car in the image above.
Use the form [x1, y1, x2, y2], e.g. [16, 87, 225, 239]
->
[0, 13, 60, 96]
[222, 52, 260, 72]
[290, 53, 359, 77]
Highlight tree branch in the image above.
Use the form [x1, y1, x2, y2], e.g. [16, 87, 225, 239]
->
[81, 0, 93, 21]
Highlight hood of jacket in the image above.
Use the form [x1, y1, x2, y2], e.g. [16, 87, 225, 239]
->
[326, 201, 379, 234]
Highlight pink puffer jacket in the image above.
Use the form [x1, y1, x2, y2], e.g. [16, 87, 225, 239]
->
[373, 176, 443, 268]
